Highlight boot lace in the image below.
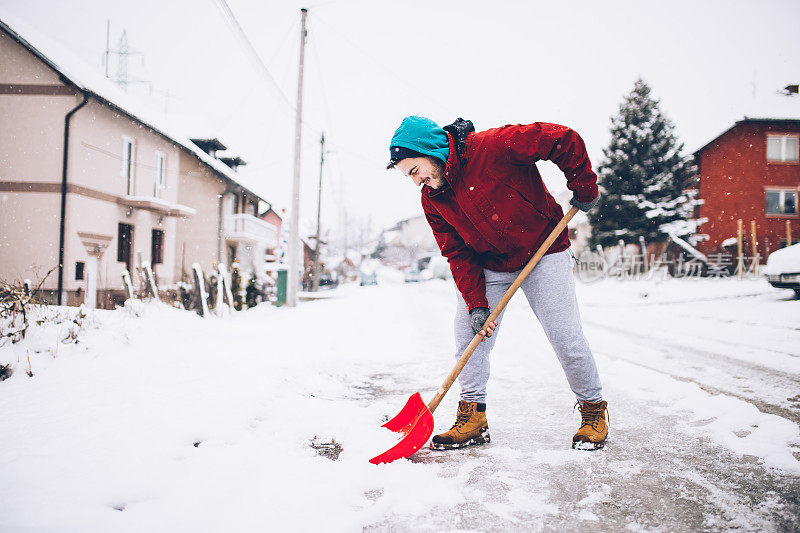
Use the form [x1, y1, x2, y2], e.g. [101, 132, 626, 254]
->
[450, 403, 473, 430]
[574, 401, 609, 431]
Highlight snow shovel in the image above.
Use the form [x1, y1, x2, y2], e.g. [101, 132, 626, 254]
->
[369, 206, 580, 464]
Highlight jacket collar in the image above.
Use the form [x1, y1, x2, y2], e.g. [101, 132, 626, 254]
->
[443, 117, 474, 156]
[423, 118, 474, 199]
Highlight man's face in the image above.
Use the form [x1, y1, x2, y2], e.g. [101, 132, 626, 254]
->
[396, 157, 445, 190]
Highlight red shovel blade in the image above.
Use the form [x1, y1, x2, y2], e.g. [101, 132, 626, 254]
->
[369, 392, 434, 465]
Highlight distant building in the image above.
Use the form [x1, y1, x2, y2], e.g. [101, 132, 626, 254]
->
[376, 215, 439, 267]
[259, 206, 284, 260]
[693, 118, 799, 258]
[178, 138, 276, 280]
[326, 250, 361, 284]
[0, 15, 276, 308]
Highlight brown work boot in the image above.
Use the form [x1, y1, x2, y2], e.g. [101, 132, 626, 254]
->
[431, 400, 490, 450]
[572, 400, 609, 450]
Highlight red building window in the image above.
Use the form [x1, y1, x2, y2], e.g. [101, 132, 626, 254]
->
[765, 189, 798, 216]
[766, 134, 799, 162]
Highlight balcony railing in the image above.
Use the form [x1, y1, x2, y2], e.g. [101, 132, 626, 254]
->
[225, 214, 278, 248]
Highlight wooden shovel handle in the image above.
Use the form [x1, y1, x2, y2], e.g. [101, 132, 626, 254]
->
[426, 206, 579, 414]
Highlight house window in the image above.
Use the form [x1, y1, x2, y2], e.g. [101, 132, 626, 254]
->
[75, 261, 85, 281]
[122, 137, 135, 195]
[118, 223, 134, 272]
[766, 134, 799, 162]
[151, 229, 164, 264]
[765, 189, 798, 215]
[154, 152, 166, 198]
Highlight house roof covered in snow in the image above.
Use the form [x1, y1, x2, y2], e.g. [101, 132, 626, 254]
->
[0, 11, 269, 205]
[693, 117, 800, 156]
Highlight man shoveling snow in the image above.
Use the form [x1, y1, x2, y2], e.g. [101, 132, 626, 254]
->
[387, 116, 608, 451]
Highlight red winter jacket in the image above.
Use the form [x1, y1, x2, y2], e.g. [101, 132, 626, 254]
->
[421, 122, 598, 311]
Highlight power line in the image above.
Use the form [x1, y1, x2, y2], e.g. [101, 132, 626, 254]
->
[210, 4, 381, 168]
[211, 0, 295, 112]
[267, 17, 299, 66]
[209, 2, 384, 222]
[215, 17, 299, 132]
[309, 33, 343, 210]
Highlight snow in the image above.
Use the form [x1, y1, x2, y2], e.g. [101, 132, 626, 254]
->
[1, 276, 799, 530]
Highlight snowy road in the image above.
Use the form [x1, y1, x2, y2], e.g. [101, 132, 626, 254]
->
[579, 281, 800, 426]
[1, 275, 799, 531]
[363, 278, 800, 531]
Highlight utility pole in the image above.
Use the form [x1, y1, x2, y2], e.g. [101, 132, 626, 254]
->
[286, 8, 308, 307]
[311, 132, 325, 292]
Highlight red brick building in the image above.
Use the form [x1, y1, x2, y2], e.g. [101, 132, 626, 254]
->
[693, 118, 799, 259]
[259, 206, 284, 256]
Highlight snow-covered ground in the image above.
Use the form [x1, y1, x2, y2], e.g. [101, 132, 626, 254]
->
[1, 273, 799, 531]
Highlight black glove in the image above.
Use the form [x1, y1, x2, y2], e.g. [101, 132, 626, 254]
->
[570, 195, 600, 212]
[469, 307, 491, 335]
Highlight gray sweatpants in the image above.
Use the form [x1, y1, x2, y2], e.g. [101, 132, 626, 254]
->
[454, 250, 603, 404]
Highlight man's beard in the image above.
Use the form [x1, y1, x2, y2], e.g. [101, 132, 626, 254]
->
[429, 160, 446, 189]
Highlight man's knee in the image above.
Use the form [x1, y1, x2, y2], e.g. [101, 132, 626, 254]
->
[548, 332, 590, 358]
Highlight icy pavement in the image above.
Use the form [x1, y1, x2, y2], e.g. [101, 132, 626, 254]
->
[0, 275, 799, 531]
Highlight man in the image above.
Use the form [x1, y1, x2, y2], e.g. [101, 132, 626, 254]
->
[387, 116, 608, 451]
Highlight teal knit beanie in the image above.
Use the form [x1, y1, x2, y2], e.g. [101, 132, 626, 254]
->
[389, 116, 450, 164]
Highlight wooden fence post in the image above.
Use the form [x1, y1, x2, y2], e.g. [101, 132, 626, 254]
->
[222, 265, 235, 308]
[750, 220, 759, 277]
[215, 264, 225, 316]
[142, 262, 159, 299]
[122, 270, 135, 300]
[215, 263, 235, 316]
[736, 219, 744, 280]
[192, 263, 209, 317]
[639, 236, 648, 273]
[617, 239, 626, 276]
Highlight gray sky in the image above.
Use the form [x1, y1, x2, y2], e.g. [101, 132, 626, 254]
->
[3, 0, 799, 245]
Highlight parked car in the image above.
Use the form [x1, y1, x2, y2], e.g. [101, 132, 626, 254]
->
[426, 255, 451, 280]
[404, 267, 421, 283]
[764, 243, 800, 296]
[405, 254, 450, 283]
[359, 259, 379, 286]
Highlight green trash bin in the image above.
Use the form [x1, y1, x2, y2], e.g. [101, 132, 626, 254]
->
[275, 267, 287, 307]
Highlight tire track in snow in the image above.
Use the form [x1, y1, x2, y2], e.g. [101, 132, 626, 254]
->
[584, 319, 800, 427]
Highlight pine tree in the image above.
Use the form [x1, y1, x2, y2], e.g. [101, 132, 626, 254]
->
[589, 79, 698, 247]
